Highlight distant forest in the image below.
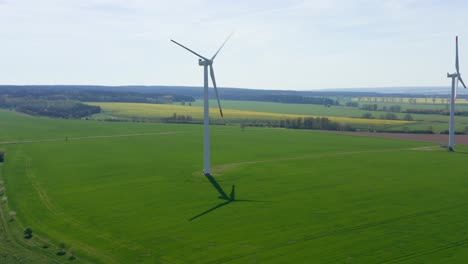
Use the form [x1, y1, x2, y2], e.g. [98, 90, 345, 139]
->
[220, 94, 338, 105]
[0, 86, 195, 104]
[1, 85, 463, 100]
[0, 85, 340, 106]
[0, 97, 100, 118]
[0, 86, 196, 118]
[0, 85, 462, 120]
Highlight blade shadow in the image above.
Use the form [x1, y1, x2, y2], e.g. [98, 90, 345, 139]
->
[189, 199, 271, 221]
[233, 199, 270, 203]
[189, 201, 231, 221]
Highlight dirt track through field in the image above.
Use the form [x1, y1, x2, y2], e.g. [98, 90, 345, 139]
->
[331, 131, 468, 145]
[0, 131, 182, 145]
[211, 146, 437, 175]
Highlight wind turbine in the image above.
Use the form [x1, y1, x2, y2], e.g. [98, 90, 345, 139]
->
[171, 34, 232, 176]
[447, 36, 467, 152]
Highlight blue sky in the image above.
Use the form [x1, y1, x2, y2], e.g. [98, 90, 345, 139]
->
[1, 0, 468, 90]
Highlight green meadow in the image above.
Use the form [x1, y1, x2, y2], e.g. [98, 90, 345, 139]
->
[1, 110, 468, 263]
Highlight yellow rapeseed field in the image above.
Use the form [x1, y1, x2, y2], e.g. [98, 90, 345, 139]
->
[88, 102, 410, 126]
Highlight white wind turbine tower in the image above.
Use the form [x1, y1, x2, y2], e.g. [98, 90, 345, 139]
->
[171, 34, 232, 176]
[447, 36, 467, 152]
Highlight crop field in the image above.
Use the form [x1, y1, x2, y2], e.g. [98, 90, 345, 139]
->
[191, 99, 466, 121]
[191, 99, 372, 118]
[88, 102, 410, 127]
[1, 110, 468, 263]
[87, 101, 468, 133]
[192, 100, 468, 133]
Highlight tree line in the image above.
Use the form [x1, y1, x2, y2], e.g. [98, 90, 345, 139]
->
[361, 112, 413, 121]
[0, 86, 195, 104]
[222, 94, 339, 106]
[0, 97, 100, 118]
[278, 117, 352, 131]
[404, 108, 468, 116]
[356, 97, 453, 104]
[161, 113, 194, 123]
[361, 104, 402, 112]
[239, 117, 352, 131]
[360, 104, 468, 117]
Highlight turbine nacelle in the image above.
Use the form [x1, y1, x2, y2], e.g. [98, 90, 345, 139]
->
[171, 34, 233, 120]
[198, 59, 213, 66]
[447, 72, 459, 78]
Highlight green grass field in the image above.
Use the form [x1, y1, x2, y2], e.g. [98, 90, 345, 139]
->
[2, 110, 468, 263]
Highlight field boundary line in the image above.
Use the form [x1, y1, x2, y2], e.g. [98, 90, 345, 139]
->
[211, 146, 436, 175]
[0, 131, 184, 145]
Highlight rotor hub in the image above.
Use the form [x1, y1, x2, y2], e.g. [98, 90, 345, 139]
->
[447, 72, 459, 78]
[198, 59, 212, 66]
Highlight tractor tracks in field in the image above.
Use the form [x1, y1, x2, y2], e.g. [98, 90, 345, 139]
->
[207, 202, 468, 263]
[0, 131, 183, 145]
[377, 238, 468, 263]
[23, 156, 119, 263]
[25, 159, 55, 213]
[22, 154, 154, 263]
[0, 201, 63, 264]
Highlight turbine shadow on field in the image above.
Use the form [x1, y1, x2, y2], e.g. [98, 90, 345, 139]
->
[204, 174, 230, 200]
[189, 201, 231, 221]
[192, 174, 271, 221]
[189, 199, 271, 221]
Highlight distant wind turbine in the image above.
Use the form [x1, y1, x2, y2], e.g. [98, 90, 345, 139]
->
[171, 33, 232, 176]
[447, 36, 467, 151]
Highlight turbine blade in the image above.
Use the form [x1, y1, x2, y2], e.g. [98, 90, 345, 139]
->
[209, 65, 224, 118]
[211, 32, 234, 61]
[456, 36, 459, 74]
[460, 76, 467, 89]
[170, 39, 209, 61]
